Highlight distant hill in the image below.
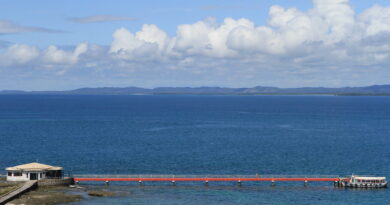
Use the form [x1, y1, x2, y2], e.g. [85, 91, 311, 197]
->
[2, 85, 390, 96]
[68, 87, 150, 95]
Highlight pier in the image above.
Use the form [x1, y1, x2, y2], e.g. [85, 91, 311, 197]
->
[73, 174, 340, 185]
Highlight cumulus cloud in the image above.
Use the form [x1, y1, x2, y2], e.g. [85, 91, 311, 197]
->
[110, 24, 170, 60]
[69, 15, 135, 23]
[0, 20, 63, 34]
[106, 0, 390, 61]
[42, 43, 89, 65]
[0, 44, 39, 66]
[358, 5, 390, 36]
[175, 17, 255, 57]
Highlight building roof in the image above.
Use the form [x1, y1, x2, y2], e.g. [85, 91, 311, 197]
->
[6, 162, 63, 171]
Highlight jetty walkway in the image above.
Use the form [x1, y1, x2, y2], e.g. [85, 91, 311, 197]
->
[74, 174, 340, 185]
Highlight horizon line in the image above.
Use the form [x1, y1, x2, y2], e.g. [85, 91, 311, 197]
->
[1, 84, 389, 93]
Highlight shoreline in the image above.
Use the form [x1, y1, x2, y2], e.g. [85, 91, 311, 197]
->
[5, 185, 121, 205]
[6, 186, 82, 205]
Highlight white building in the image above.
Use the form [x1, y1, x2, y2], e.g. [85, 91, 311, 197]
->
[6, 162, 63, 181]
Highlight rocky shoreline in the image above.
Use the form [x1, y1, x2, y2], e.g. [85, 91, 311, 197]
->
[2, 184, 119, 205]
[1, 176, 125, 205]
[6, 186, 82, 205]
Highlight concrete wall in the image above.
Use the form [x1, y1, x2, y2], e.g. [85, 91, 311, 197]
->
[37, 177, 74, 186]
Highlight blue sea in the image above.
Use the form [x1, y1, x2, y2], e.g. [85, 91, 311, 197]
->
[0, 95, 389, 204]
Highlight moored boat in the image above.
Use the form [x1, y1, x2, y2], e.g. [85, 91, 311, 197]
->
[339, 175, 387, 188]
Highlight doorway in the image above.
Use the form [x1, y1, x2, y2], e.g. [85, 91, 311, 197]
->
[30, 173, 37, 180]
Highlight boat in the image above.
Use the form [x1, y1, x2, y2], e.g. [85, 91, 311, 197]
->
[339, 175, 387, 188]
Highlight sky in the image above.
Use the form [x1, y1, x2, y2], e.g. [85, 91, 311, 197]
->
[0, 0, 390, 90]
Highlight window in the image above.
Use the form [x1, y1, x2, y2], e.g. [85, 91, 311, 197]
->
[14, 172, 22, 176]
[40, 173, 42, 178]
[7, 172, 12, 176]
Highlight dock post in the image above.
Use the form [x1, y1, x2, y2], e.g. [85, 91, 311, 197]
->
[304, 180, 308, 187]
[138, 180, 143, 186]
[105, 181, 109, 186]
[204, 180, 209, 186]
[171, 175, 176, 186]
[271, 180, 275, 186]
[334, 180, 340, 187]
[237, 180, 242, 187]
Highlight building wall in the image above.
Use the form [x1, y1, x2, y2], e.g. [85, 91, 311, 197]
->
[6, 171, 46, 181]
[7, 172, 29, 181]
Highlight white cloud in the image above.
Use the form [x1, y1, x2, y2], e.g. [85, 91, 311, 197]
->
[42, 43, 88, 65]
[136, 24, 169, 50]
[0, 44, 39, 66]
[226, 0, 357, 55]
[110, 25, 170, 60]
[69, 15, 135, 23]
[313, 0, 356, 42]
[106, 0, 389, 61]
[175, 17, 254, 57]
[358, 5, 390, 36]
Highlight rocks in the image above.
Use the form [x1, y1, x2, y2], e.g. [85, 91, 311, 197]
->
[88, 190, 115, 197]
[6, 186, 82, 205]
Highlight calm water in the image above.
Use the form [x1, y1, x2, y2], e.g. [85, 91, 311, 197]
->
[0, 95, 389, 204]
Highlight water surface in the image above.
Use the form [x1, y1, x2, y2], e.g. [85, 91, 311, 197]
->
[0, 95, 389, 204]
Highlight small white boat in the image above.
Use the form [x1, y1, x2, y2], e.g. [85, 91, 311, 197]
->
[340, 175, 387, 188]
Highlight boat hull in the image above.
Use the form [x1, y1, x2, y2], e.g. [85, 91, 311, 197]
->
[340, 182, 388, 188]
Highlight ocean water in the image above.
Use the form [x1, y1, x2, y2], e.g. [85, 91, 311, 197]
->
[0, 95, 389, 204]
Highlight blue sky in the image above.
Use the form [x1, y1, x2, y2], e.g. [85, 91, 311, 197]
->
[0, 0, 390, 90]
